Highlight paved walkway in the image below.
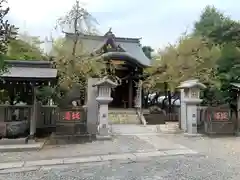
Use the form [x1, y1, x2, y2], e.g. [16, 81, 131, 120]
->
[111, 124, 157, 135]
[0, 149, 198, 172]
[164, 134, 240, 164]
[0, 125, 192, 164]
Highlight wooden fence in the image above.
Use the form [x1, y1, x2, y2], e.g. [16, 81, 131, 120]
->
[0, 105, 32, 123]
[37, 105, 58, 128]
[0, 104, 88, 137]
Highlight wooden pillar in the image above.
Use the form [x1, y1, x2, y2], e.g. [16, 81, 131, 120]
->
[237, 92, 240, 135]
[29, 86, 37, 139]
[128, 79, 133, 108]
[142, 88, 144, 109]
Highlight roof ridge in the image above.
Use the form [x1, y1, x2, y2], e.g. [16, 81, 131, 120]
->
[65, 32, 141, 43]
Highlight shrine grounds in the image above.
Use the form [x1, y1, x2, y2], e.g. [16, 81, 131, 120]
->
[1, 125, 240, 179]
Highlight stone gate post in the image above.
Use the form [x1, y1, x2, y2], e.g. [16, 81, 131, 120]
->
[86, 78, 99, 135]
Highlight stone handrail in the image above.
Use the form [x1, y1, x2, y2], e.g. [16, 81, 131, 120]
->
[136, 109, 147, 126]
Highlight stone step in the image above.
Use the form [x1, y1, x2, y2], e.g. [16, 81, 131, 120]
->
[0, 138, 28, 145]
[0, 142, 44, 152]
[108, 113, 141, 124]
[109, 109, 136, 114]
[146, 123, 182, 134]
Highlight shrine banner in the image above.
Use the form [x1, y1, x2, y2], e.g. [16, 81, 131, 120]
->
[210, 111, 230, 121]
[63, 111, 81, 121]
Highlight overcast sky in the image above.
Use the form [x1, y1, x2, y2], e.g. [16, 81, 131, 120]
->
[6, 0, 240, 51]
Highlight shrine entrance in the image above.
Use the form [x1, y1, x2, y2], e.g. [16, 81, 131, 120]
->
[109, 68, 137, 109]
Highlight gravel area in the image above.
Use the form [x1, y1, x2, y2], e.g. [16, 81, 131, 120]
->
[0, 154, 240, 179]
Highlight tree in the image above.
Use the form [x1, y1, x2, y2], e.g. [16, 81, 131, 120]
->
[194, 5, 240, 46]
[53, 0, 106, 103]
[142, 46, 154, 59]
[143, 35, 220, 92]
[7, 33, 47, 60]
[194, 6, 234, 39]
[194, 5, 240, 105]
[0, 0, 17, 71]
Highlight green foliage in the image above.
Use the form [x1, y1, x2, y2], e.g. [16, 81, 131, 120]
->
[194, 6, 234, 38]
[142, 46, 154, 59]
[143, 35, 220, 92]
[52, 1, 106, 102]
[53, 37, 106, 92]
[7, 34, 47, 60]
[144, 5, 240, 107]
[193, 5, 240, 105]
[36, 86, 64, 105]
[0, 0, 17, 73]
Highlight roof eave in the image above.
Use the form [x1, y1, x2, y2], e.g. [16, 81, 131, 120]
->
[100, 52, 148, 68]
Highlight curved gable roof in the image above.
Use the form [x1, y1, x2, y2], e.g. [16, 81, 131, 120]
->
[65, 32, 151, 67]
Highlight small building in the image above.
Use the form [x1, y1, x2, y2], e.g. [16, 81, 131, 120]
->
[0, 60, 58, 138]
[65, 30, 151, 108]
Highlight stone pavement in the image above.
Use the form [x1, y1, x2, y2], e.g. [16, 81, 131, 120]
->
[1, 155, 239, 179]
[2, 125, 240, 179]
[111, 124, 182, 135]
[164, 133, 240, 164]
[111, 124, 158, 135]
[0, 148, 198, 172]
[0, 125, 195, 170]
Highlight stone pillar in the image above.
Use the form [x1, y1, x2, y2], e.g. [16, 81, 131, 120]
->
[180, 89, 187, 131]
[98, 103, 110, 135]
[86, 78, 99, 135]
[186, 104, 198, 134]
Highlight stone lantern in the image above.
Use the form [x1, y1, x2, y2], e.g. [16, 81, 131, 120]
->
[177, 79, 206, 135]
[93, 78, 118, 138]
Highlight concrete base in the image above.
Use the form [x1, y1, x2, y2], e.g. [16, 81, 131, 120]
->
[96, 135, 112, 141]
[234, 129, 240, 136]
[0, 142, 44, 152]
[47, 133, 96, 145]
[148, 124, 183, 134]
[184, 133, 204, 137]
[0, 138, 38, 145]
[0, 138, 28, 145]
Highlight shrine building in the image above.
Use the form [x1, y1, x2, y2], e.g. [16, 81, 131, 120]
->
[65, 30, 151, 109]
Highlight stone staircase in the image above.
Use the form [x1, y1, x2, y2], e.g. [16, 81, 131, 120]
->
[108, 109, 141, 124]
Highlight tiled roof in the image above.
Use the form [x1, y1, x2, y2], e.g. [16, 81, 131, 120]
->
[1, 60, 57, 79]
[1, 67, 57, 78]
[65, 33, 151, 67]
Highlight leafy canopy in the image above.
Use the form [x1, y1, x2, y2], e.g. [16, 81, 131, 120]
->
[0, 0, 17, 71]
[144, 35, 220, 92]
[7, 32, 46, 60]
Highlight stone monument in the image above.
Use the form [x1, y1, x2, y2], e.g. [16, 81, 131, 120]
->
[93, 77, 118, 139]
[178, 79, 206, 135]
